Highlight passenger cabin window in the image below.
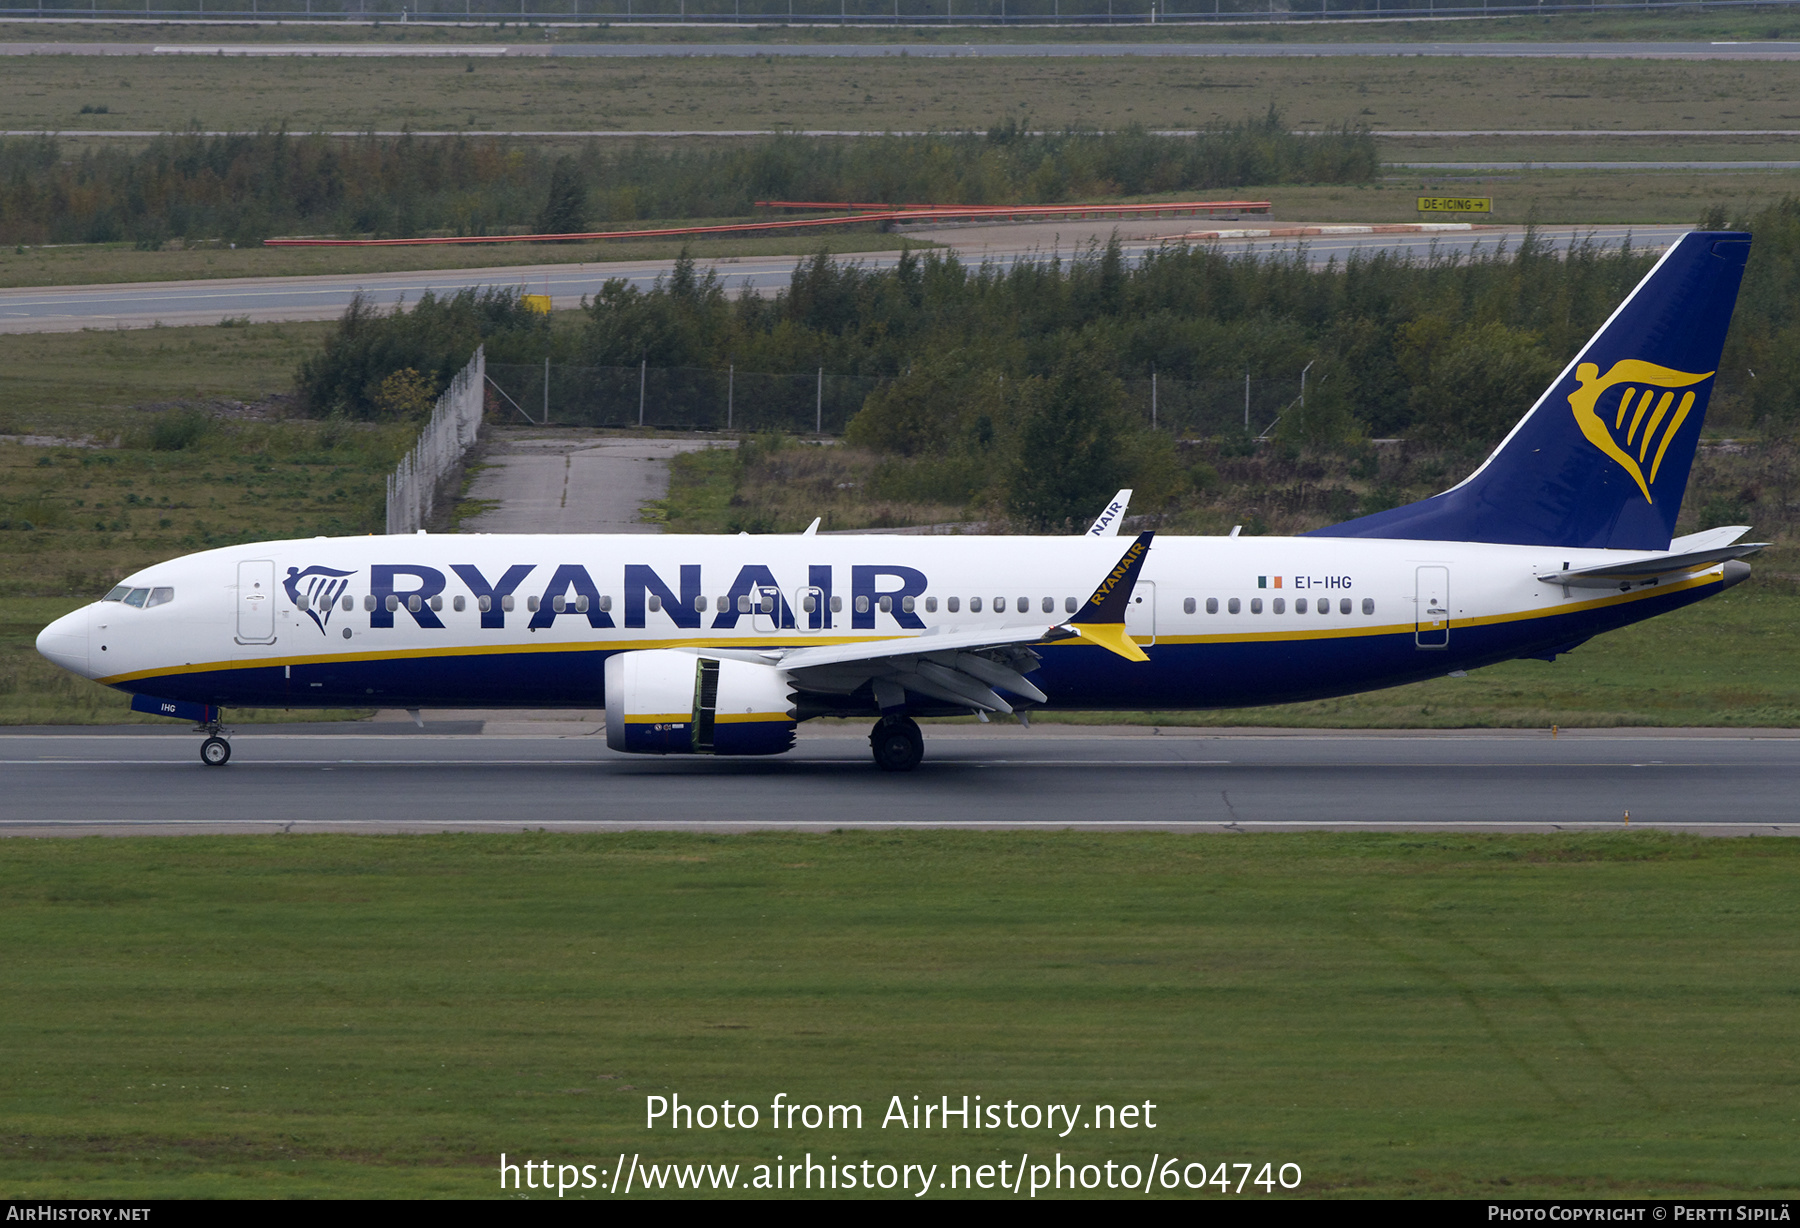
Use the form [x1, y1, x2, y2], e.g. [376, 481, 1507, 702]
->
[1042, 596, 1054, 614]
[455, 596, 468, 613]
[1250, 598, 1263, 614]
[429, 595, 442, 612]
[648, 595, 662, 613]
[552, 596, 567, 613]
[407, 595, 422, 613]
[1296, 598, 1308, 614]
[902, 596, 916, 613]
[1318, 599, 1330, 616]
[501, 595, 515, 612]
[830, 596, 843, 613]
[1273, 598, 1285, 615]
[341, 595, 354, 612]
[1016, 597, 1028, 613]
[1227, 598, 1241, 614]
[599, 596, 612, 612]
[738, 595, 752, 613]
[575, 595, 589, 614]
[855, 596, 870, 614]
[925, 596, 938, 613]
[947, 596, 960, 613]
[1206, 598, 1219, 614]
[970, 597, 982, 613]
[878, 596, 892, 613]
[364, 595, 376, 612]
[385, 594, 399, 612]
[1065, 597, 1078, 613]
[124, 588, 150, 608]
[694, 596, 707, 612]
[1340, 598, 1353, 615]
[1183, 598, 1196, 615]
[526, 596, 540, 613]
[1362, 598, 1375, 615]
[993, 597, 1007, 613]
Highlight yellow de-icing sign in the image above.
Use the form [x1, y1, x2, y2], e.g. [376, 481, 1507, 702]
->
[1417, 197, 1492, 213]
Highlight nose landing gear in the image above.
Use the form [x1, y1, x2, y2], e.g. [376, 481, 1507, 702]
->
[870, 715, 924, 772]
[197, 719, 232, 767]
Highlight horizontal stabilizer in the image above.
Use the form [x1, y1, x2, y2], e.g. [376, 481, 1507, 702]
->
[1538, 542, 1766, 588]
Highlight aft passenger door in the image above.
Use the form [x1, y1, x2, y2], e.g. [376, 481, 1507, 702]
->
[1415, 566, 1449, 649]
[236, 559, 277, 644]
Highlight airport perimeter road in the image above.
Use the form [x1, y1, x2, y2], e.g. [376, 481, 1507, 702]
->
[8, 41, 1800, 59]
[4, 728, 1797, 835]
[0, 224, 1687, 334]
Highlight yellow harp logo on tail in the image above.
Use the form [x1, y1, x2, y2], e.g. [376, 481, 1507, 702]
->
[1568, 360, 1713, 503]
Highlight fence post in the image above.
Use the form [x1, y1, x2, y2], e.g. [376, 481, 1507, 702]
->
[1151, 368, 1157, 430]
[542, 355, 549, 427]
[639, 359, 646, 428]
[816, 368, 823, 434]
[728, 363, 734, 430]
[384, 345, 483, 535]
[1244, 369, 1250, 431]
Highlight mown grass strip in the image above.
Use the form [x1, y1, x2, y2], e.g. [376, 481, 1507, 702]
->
[1, 831, 1795, 1198]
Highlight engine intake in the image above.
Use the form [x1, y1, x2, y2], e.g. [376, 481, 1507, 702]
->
[604, 649, 796, 756]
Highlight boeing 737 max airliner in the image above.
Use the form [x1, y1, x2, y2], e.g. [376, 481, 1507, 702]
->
[36, 231, 1763, 771]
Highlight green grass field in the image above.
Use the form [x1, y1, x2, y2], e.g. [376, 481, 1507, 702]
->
[14, 53, 1800, 137]
[2, 830, 1795, 1199]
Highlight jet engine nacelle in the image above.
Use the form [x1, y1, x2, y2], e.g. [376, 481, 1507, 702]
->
[604, 649, 796, 756]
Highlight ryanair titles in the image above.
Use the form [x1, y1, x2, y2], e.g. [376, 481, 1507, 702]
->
[284, 561, 930, 635]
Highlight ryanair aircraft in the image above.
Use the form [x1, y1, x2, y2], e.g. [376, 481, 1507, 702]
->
[36, 231, 1763, 772]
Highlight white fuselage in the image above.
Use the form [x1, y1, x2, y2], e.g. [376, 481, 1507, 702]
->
[36, 531, 1725, 716]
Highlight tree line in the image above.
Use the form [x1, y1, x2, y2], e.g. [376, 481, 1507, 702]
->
[295, 199, 1800, 529]
[0, 113, 1374, 246]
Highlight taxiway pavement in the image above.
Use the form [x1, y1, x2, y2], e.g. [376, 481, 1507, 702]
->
[6, 726, 1796, 836]
[0, 223, 1686, 334]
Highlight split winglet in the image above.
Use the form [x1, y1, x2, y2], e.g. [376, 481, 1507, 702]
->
[1061, 531, 1155, 662]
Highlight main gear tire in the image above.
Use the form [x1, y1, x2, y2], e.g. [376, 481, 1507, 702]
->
[870, 715, 924, 772]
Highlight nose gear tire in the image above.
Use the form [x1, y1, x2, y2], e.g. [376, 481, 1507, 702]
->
[200, 736, 231, 767]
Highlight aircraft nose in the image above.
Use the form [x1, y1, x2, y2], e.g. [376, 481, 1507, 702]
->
[36, 606, 93, 679]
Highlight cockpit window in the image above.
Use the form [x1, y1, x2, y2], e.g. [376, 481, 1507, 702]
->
[103, 586, 130, 602]
[123, 588, 150, 608]
[145, 587, 174, 609]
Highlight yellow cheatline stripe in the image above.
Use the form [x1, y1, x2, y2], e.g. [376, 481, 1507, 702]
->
[623, 713, 690, 725]
[98, 569, 1722, 686]
[714, 712, 790, 724]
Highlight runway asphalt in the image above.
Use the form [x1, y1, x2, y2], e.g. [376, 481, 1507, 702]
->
[6, 725, 1797, 836]
[0, 223, 1687, 333]
[7, 40, 1800, 59]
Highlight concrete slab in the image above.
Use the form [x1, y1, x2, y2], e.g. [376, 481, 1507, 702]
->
[458, 431, 732, 535]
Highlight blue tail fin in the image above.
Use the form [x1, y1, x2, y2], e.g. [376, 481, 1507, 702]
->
[1310, 231, 1751, 550]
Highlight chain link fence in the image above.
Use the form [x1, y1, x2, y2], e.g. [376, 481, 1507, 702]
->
[387, 345, 484, 535]
[486, 363, 880, 435]
[487, 361, 1302, 439]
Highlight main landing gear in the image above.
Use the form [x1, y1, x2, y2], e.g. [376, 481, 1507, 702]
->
[198, 721, 232, 767]
[870, 715, 924, 772]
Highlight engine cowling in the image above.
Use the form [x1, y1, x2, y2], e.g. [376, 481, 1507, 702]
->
[604, 649, 796, 756]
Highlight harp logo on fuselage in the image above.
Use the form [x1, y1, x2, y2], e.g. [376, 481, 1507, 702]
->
[1568, 359, 1713, 503]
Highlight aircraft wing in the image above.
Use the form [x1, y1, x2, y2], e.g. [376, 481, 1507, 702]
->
[1537, 541, 1767, 589]
[775, 532, 1155, 716]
